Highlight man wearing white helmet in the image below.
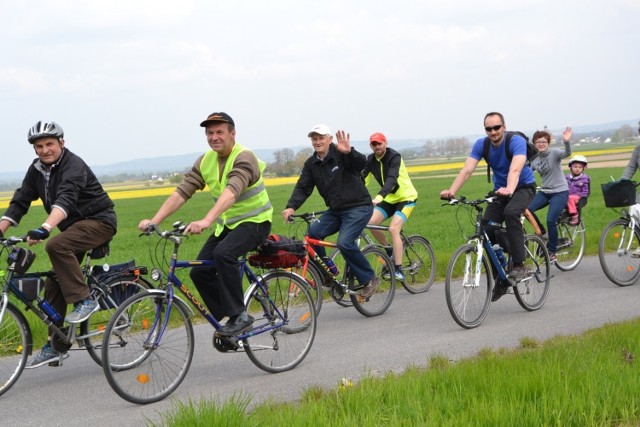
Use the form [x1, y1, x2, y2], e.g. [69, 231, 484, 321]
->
[0, 120, 117, 367]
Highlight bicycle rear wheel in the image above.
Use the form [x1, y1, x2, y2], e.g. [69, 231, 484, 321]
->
[514, 234, 551, 311]
[0, 302, 31, 397]
[348, 245, 395, 317]
[244, 271, 316, 373]
[82, 276, 153, 366]
[554, 220, 585, 271]
[400, 235, 437, 293]
[445, 243, 492, 329]
[598, 218, 640, 286]
[101, 291, 194, 404]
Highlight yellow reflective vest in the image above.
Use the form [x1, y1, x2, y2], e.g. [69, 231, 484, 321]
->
[200, 143, 272, 236]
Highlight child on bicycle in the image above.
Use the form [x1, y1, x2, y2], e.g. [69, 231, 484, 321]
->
[565, 155, 590, 225]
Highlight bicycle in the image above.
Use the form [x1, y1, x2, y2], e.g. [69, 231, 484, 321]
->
[359, 223, 436, 294]
[100, 221, 316, 405]
[0, 236, 152, 397]
[598, 180, 640, 286]
[523, 202, 587, 271]
[286, 211, 396, 317]
[442, 195, 552, 329]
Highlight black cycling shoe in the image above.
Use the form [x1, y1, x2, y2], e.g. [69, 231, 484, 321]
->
[218, 312, 254, 336]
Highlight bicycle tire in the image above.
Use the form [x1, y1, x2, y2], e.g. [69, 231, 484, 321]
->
[244, 270, 316, 373]
[0, 301, 31, 397]
[329, 248, 354, 307]
[82, 275, 154, 366]
[348, 245, 395, 317]
[400, 235, 437, 294]
[445, 243, 492, 329]
[290, 261, 323, 315]
[554, 220, 585, 271]
[101, 290, 194, 404]
[514, 234, 551, 311]
[598, 218, 640, 286]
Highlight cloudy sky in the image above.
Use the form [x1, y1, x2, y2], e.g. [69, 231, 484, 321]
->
[2, 0, 638, 172]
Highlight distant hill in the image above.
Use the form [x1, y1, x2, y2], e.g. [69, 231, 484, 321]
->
[0, 119, 636, 186]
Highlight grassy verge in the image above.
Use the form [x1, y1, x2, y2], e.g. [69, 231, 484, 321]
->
[155, 318, 640, 426]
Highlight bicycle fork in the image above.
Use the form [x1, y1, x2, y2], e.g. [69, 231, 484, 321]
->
[616, 217, 638, 256]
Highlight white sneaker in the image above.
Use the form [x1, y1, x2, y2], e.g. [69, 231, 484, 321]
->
[631, 248, 640, 259]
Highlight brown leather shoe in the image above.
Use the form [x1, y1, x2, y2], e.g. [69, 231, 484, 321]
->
[360, 277, 380, 298]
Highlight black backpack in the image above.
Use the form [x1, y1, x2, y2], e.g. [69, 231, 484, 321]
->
[482, 131, 537, 183]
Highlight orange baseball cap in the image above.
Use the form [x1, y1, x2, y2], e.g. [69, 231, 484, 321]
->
[369, 132, 387, 143]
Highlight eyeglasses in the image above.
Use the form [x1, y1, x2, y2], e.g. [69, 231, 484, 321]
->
[484, 125, 503, 132]
[370, 141, 383, 147]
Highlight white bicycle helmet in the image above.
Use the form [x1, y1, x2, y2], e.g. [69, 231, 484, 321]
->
[568, 154, 587, 167]
[27, 121, 64, 144]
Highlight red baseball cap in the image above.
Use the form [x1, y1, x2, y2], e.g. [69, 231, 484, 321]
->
[369, 132, 387, 144]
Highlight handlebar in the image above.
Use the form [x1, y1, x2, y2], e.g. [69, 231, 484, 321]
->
[0, 236, 28, 247]
[441, 195, 497, 208]
[286, 211, 327, 224]
[141, 221, 187, 238]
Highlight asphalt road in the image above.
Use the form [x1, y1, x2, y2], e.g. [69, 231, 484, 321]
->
[1, 255, 639, 426]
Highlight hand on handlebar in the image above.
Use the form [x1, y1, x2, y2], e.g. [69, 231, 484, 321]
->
[281, 208, 295, 222]
[27, 227, 50, 242]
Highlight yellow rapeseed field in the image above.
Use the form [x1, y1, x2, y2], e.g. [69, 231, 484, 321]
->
[0, 147, 631, 209]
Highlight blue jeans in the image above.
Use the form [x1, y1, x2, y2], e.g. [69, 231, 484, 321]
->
[528, 190, 569, 253]
[308, 205, 374, 285]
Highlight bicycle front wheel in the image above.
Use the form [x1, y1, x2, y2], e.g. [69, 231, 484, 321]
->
[554, 220, 585, 271]
[445, 244, 492, 329]
[82, 276, 154, 366]
[101, 291, 194, 404]
[514, 234, 551, 311]
[401, 235, 437, 293]
[349, 245, 395, 317]
[599, 218, 640, 286]
[244, 271, 316, 373]
[0, 302, 31, 397]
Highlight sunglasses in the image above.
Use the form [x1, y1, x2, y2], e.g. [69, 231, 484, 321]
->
[484, 125, 503, 132]
[370, 141, 383, 147]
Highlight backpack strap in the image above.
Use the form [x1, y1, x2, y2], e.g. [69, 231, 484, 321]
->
[483, 132, 514, 183]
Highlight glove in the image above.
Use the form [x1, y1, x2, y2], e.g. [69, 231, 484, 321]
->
[27, 227, 50, 241]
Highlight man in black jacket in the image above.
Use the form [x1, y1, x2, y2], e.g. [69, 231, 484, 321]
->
[281, 124, 379, 298]
[0, 120, 116, 368]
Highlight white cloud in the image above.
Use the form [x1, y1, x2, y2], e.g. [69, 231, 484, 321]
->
[1, 0, 638, 171]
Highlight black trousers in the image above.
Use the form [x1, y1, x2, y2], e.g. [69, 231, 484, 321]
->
[189, 221, 271, 321]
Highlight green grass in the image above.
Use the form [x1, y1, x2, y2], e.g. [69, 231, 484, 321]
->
[154, 318, 640, 426]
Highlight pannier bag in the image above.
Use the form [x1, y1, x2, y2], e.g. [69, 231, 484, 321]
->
[601, 180, 637, 208]
[248, 234, 307, 268]
[8, 247, 36, 274]
[12, 277, 45, 301]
